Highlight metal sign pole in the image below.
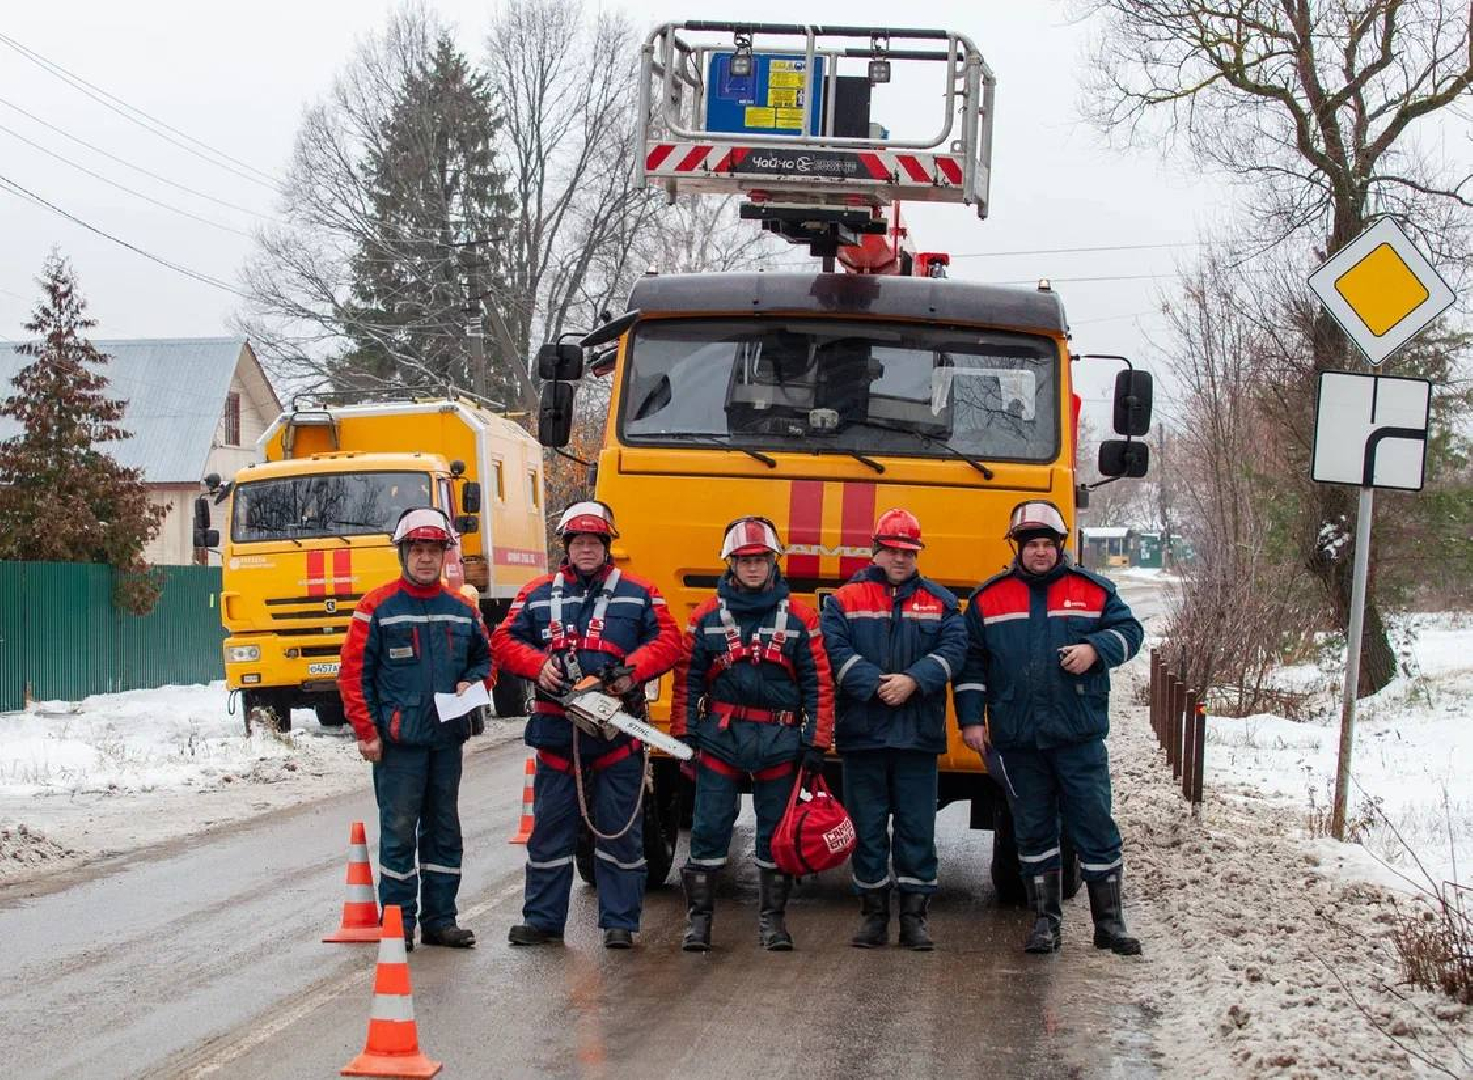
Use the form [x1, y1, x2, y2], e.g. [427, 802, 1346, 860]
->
[1330, 484, 1375, 841]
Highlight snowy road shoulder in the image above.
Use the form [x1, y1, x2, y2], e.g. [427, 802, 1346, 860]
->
[0, 681, 523, 887]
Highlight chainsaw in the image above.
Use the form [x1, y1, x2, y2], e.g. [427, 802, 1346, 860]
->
[554, 670, 693, 761]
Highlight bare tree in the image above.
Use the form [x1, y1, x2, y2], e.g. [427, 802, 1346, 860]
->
[1075, 0, 1473, 692]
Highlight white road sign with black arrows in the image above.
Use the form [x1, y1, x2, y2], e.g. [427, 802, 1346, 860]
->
[1311, 371, 1431, 491]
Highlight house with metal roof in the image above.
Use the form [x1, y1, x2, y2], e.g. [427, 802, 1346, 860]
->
[0, 338, 281, 565]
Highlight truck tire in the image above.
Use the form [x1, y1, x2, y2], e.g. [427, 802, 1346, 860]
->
[314, 700, 347, 727]
[573, 778, 680, 889]
[242, 691, 291, 736]
[492, 676, 527, 718]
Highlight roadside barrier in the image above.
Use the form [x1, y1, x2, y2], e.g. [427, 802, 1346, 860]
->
[508, 751, 536, 844]
[324, 821, 382, 943]
[341, 904, 442, 1078]
[1148, 649, 1207, 811]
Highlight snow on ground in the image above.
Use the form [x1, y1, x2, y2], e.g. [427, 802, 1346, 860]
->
[0, 681, 522, 885]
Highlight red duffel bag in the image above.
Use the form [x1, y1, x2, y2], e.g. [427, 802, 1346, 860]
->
[772, 772, 857, 876]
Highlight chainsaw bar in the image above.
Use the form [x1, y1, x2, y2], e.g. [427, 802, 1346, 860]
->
[560, 688, 693, 761]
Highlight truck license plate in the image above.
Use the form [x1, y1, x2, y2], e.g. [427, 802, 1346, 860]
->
[307, 662, 340, 676]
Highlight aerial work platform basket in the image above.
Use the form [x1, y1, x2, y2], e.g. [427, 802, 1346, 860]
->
[636, 21, 996, 239]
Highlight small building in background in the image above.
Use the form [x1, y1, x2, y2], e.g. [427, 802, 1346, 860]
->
[1080, 526, 1133, 570]
[0, 338, 280, 565]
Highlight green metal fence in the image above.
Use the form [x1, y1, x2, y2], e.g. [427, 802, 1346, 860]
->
[0, 561, 225, 713]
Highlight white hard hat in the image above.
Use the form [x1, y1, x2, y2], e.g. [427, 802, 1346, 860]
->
[1006, 500, 1069, 542]
[391, 506, 457, 546]
[555, 500, 618, 539]
[720, 516, 782, 559]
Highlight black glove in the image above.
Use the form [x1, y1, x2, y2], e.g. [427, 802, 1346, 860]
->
[599, 663, 634, 691]
[799, 745, 827, 776]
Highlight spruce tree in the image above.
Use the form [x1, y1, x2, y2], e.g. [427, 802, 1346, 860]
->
[0, 253, 167, 612]
[336, 35, 514, 402]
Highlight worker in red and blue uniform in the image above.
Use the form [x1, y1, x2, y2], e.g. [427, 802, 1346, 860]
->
[955, 500, 1144, 956]
[670, 516, 834, 953]
[821, 509, 968, 951]
[339, 507, 491, 952]
[491, 500, 682, 950]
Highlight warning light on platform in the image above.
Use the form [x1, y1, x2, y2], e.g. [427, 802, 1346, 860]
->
[729, 33, 754, 78]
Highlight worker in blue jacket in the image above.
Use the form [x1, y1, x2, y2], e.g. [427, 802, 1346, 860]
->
[339, 507, 491, 952]
[491, 500, 682, 950]
[955, 500, 1144, 956]
[821, 508, 968, 950]
[670, 516, 834, 952]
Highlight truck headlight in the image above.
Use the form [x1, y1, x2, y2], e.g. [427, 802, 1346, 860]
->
[227, 644, 261, 663]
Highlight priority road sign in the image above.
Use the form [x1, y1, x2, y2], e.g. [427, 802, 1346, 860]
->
[1311, 371, 1431, 491]
[1307, 218, 1454, 366]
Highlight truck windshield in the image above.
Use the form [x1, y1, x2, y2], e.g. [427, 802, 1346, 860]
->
[231, 471, 433, 543]
[618, 319, 1059, 462]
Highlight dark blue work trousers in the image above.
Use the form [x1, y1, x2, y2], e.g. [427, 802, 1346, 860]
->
[687, 759, 798, 870]
[841, 749, 939, 894]
[992, 738, 1123, 882]
[373, 742, 464, 934]
[521, 749, 646, 933]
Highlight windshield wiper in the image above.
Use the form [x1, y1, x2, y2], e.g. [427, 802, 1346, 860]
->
[843, 449, 885, 473]
[671, 434, 777, 468]
[840, 418, 996, 480]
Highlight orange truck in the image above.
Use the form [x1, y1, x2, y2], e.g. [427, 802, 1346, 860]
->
[534, 22, 1153, 896]
[199, 397, 548, 733]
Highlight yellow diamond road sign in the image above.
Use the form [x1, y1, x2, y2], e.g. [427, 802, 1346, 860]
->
[1308, 219, 1454, 366]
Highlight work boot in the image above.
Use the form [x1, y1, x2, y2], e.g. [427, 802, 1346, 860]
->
[850, 887, 891, 949]
[604, 928, 635, 950]
[897, 892, 934, 951]
[421, 923, 476, 949]
[1023, 870, 1062, 954]
[681, 866, 716, 953]
[404, 933, 414, 954]
[507, 923, 563, 946]
[757, 868, 794, 951]
[1087, 874, 1142, 956]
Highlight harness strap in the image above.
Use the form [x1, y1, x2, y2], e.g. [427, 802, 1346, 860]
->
[704, 598, 798, 685]
[708, 701, 797, 731]
[698, 753, 796, 783]
[548, 567, 625, 657]
[537, 742, 639, 774]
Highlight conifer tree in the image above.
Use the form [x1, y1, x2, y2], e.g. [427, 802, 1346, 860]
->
[335, 35, 514, 401]
[0, 254, 167, 612]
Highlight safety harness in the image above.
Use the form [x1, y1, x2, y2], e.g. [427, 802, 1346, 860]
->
[703, 598, 800, 730]
[548, 567, 627, 662]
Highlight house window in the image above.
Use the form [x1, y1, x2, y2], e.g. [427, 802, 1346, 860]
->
[492, 461, 505, 501]
[527, 469, 540, 509]
[223, 392, 242, 446]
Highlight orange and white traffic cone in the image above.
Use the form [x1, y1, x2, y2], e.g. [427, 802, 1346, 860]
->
[508, 751, 536, 844]
[324, 821, 382, 944]
[341, 904, 442, 1078]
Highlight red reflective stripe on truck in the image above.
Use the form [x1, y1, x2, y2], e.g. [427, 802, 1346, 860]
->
[786, 480, 824, 579]
[839, 483, 877, 580]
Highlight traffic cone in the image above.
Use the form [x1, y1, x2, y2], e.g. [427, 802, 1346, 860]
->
[341, 904, 442, 1078]
[325, 821, 382, 943]
[508, 751, 536, 844]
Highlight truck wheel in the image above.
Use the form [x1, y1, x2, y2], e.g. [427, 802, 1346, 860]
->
[242, 691, 291, 736]
[989, 805, 1027, 908]
[314, 700, 347, 727]
[492, 676, 527, 718]
[575, 824, 596, 886]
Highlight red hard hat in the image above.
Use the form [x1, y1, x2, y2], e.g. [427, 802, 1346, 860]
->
[873, 508, 924, 551]
[555, 500, 619, 539]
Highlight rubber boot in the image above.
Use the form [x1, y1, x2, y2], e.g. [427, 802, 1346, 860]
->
[850, 886, 891, 949]
[897, 892, 934, 951]
[757, 868, 794, 951]
[1023, 870, 1062, 954]
[681, 866, 716, 953]
[1087, 874, 1142, 956]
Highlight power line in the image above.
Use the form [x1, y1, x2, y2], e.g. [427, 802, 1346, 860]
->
[0, 172, 247, 298]
[0, 96, 277, 221]
[0, 120, 255, 238]
[0, 31, 284, 195]
[952, 241, 1205, 259]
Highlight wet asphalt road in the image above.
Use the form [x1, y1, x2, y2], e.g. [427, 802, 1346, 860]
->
[0, 733, 1161, 1080]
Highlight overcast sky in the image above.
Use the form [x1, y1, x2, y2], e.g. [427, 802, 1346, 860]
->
[0, 1, 1254, 419]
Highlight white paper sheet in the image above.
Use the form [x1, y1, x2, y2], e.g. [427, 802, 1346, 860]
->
[434, 681, 492, 722]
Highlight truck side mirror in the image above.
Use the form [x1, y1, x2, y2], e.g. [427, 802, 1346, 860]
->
[461, 481, 482, 514]
[193, 526, 220, 548]
[1112, 370, 1153, 437]
[537, 343, 584, 381]
[1098, 440, 1150, 478]
[538, 381, 575, 447]
[194, 495, 211, 531]
[455, 514, 480, 535]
